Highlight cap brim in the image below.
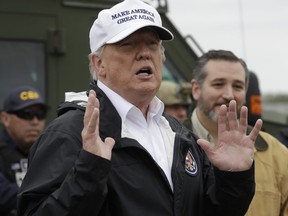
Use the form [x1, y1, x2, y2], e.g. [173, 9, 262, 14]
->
[11, 102, 49, 112]
[106, 24, 174, 44]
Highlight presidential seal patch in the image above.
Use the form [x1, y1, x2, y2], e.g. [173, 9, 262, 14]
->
[185, 150, 197, 176]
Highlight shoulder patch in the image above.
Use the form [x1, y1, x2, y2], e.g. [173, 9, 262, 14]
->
[185, 149, 198, 176]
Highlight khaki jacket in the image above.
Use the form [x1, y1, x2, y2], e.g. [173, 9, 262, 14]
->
[245, 131, 288, 216]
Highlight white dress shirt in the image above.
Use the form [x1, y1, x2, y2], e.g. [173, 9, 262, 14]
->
[98, 81, 175, 190]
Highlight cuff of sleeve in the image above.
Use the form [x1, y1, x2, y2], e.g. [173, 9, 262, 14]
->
[214, 161, 255, 184]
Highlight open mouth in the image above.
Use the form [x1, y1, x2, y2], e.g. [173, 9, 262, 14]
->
[136, 67, 152, 76]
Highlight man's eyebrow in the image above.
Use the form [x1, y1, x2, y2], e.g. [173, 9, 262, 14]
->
[210, 78, 225, 82]
[234, 80, 245, 85]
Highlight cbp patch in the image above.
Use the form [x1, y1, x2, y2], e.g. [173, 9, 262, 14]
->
[185, 150, 197, 176]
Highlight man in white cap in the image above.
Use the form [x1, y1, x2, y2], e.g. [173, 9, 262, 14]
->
[18, 0, 263, 215]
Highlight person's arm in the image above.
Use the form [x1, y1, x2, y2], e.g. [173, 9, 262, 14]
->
[203, 162, 255, 216]
[18, 148, 111, 216]
[0, 172, 18, 214]
[17, 101, 113, 215]
[197, 100, 261, 215]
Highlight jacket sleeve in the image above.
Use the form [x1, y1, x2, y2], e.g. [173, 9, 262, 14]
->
[205, 165, 255, 216]
[17, 118, 111, 216]
[0, 172, 18, 214]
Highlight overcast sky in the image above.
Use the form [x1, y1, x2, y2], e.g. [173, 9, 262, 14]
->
[166, 0, 288, 95]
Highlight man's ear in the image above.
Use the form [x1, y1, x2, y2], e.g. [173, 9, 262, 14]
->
[191, 79, 201, 101]
[92, 55, 105, 77]
[0, 112, 10, 127]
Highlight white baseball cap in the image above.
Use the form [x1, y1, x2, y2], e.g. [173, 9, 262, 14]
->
[89, 0, 174, 52]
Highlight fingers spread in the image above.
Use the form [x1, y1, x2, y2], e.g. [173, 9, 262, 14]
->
[249, 119, 263, 142]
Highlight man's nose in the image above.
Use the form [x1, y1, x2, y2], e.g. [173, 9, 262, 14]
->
[222, 86, 235, 100]
[136, 44, 151, 60]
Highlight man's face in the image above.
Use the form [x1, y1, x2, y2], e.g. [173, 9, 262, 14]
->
[192, 60, 246, 122]
[93, 28, 164, 106]
[0, 105, 46, 152]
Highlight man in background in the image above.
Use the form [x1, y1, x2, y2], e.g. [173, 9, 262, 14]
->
[156, 80, 192, 122]
[0, 86, 48, 216]
[184, 49, 288, 216]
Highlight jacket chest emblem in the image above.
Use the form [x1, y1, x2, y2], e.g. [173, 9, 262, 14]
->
[185, 150, 197, 176]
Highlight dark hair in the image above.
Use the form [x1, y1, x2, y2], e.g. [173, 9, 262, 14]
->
[193, 50, 249, 88]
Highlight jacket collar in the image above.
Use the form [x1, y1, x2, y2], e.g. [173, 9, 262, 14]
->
[89, 81, 123, 142]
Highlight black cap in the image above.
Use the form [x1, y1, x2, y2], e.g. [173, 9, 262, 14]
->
[2, 86, 48, 112]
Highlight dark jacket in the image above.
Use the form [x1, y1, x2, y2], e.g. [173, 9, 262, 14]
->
[0, 129, 27, 216]
[17, 82, 255, 216]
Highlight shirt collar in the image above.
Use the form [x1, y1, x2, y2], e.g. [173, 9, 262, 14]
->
[191, 108, 214, 144]
[97, 81, 164, 123]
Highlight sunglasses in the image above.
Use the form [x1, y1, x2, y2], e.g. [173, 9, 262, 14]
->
[8, 108, 47, 120]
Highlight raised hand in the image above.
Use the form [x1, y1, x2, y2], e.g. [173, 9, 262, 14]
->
[81, 90, 115, 160]
[197, 100, 263, 171]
